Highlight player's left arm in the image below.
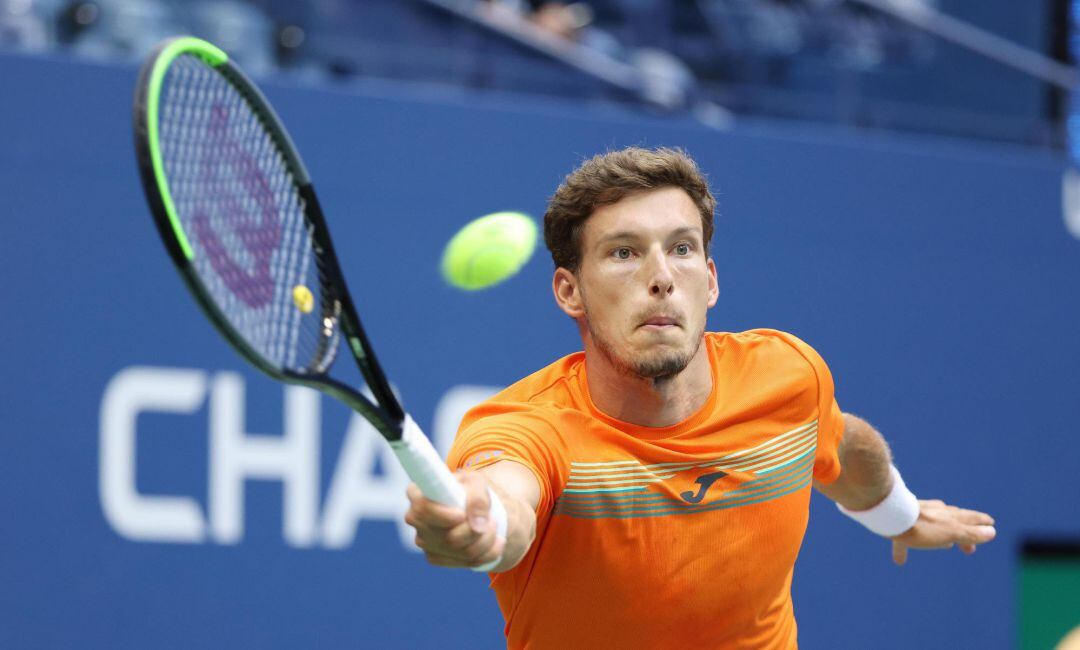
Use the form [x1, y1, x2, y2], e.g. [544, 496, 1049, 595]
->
[813, 413, 996, 565]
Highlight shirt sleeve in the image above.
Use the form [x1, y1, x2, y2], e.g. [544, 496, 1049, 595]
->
[447, 406, 567, 517]
[769, 331, 846, 484]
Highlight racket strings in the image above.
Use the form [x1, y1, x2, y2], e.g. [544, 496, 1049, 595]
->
[157, 54, 338, 374]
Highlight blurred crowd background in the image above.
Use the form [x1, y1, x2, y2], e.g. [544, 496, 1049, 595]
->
[1, 0, 1076, 147]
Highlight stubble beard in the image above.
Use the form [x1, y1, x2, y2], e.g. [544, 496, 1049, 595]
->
[587, 317, 705, 386]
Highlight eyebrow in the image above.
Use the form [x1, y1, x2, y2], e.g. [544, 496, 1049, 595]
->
[595, 226, 700, 246]
[595, 230, 638, 246]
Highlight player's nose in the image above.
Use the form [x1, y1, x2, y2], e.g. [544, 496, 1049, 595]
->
[645, 248, 674, 297]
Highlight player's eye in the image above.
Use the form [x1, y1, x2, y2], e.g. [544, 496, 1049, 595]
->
[614, 247, 632, 260]
[674, 243, 691, 256]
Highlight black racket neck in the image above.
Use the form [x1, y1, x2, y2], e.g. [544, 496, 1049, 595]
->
[300, 184, 405, 424]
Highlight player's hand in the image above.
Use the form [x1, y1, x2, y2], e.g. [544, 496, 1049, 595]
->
[890, 499, 996, 566]
[404, 470, 506, 570]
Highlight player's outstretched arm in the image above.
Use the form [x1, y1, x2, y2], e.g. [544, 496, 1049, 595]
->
[405, 462, 540, 573]
[814, 413, 996, 565]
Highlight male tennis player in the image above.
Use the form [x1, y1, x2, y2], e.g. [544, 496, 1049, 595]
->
[404, 147, 995, 648]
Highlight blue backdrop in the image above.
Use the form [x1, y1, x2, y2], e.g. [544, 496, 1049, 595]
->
[1, 51, 1078, 649]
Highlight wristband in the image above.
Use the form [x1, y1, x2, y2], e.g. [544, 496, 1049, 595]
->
[471, 486, 508, 573]
[836, 465, 920, 537]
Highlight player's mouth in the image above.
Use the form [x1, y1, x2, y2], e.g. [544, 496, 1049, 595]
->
[639, 315, 680, 330]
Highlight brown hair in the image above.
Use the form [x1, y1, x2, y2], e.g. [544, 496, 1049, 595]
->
[543, 147, 716, 271]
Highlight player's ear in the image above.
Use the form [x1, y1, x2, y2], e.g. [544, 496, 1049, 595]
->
[553, 267, 585, 319]
[706, 257, 719, 308]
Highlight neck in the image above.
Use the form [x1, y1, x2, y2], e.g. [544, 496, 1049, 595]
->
[584, 338, 713, 428]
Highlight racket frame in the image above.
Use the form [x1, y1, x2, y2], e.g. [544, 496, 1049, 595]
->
[133, 36, 508, 569]
[133, 36, 404, 441]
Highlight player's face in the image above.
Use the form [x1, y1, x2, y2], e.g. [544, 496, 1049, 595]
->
[559, 186, 719, 380]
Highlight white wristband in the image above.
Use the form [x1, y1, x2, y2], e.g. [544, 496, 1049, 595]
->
[836, 465, 920, 537]
[471, 486, 508, 573]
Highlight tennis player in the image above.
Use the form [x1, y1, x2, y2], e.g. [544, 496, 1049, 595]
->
[404, 147, 996, 648]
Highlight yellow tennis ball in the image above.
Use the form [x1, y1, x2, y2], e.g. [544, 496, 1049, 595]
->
[292, 284, 314, 313]
[441, 211, 538, 290]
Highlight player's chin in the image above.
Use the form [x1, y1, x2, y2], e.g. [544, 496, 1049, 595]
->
[633, 339, 693, 363]
[633, 351, 693, 379]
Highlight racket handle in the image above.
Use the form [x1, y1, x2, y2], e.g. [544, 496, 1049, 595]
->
[391, 414, 508, 572]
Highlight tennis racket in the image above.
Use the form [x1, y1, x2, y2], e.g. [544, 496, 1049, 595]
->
[132, 36, 506, 566]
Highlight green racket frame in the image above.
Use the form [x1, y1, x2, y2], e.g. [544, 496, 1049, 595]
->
[133, 36, 404, 439]
[133, 39, 508, 569]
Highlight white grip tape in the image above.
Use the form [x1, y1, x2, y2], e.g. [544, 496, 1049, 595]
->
[836, 464, 920, 537]
[390, 414, 465, 507]
[390, 414, 507, 572]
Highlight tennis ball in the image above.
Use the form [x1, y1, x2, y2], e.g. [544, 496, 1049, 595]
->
[292, 284, 314, 313]
[441, 211, 537, 290]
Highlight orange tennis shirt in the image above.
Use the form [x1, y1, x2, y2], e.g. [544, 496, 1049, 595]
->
[447, 329, 845, 649]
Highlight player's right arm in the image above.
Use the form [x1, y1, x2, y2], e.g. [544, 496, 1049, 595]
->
[404, 461, 541, 572]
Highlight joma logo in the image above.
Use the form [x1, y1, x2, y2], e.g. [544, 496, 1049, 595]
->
[680, 470, 727, 504]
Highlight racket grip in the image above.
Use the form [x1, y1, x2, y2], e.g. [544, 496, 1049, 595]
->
[391, 415, 508, 572]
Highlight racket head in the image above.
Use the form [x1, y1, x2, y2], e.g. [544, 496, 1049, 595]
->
[133, 37, 345, 385]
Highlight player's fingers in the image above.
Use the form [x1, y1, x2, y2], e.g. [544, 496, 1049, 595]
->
[415, 512, 497, 568]
[470, 532, 507, 570]
[459, 471, 492, 534]
[893, 540, 908, 566]
[954, 509, 995, 526]
[441, 520, 485, 552]
[409, 519, 453, 554]
[422, 550, 472, 569]
[959, 544, 976, 554]
[404, 485, 421, 528]
[458, 520, 501, 566]
[406, 492, 467, 531]
[413, 521, 474, 557]
[960, 525, 996, 546]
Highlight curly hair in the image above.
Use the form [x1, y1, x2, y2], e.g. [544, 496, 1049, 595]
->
[543, 147, 716, 272]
